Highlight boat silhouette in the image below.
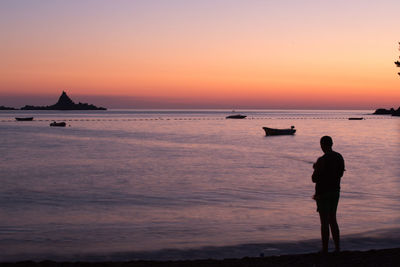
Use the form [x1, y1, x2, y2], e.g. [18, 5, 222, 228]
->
[15, 117, 33, 121]
[226, 114, 247, 119]
[50, 121, 66, 127]
[263, 126, 296, 136]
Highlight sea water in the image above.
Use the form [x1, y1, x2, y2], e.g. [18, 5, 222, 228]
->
[0, 110, 399, 261]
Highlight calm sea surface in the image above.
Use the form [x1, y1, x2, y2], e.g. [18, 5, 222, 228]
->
[0, 109, 399, 261]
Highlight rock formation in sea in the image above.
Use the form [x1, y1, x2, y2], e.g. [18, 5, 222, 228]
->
[373, 107, 400, 116]
[373, 108, 395, 115]
[0, 105, 17, 110]
[21, 91, 106, 110]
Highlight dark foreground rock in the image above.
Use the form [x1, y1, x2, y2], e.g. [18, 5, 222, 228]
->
[21, 91, 106, 110]
[1, 248, 399, 267]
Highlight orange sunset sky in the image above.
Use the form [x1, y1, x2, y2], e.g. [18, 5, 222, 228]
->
[0, 0, 399, 109]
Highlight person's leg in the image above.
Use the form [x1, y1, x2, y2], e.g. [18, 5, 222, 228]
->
[329, 212, 340, 252]
[319, 212, 330, 253]
[329, 192, 340, 252]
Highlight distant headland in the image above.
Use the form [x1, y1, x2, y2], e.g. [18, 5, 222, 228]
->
[373, 107, 400, 116]
[20, 91, 106, 110]
[0, 105, 17, 110]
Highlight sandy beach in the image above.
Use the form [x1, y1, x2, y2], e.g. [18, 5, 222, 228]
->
[2, 248, 399, 267]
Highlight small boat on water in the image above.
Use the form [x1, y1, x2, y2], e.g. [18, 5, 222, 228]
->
[263, 126, 296, 136]
[226, 114, 247, 119]
[15, 117, 33, 121]
[50, 121, 66, 127]
[348, 117, 364, 120]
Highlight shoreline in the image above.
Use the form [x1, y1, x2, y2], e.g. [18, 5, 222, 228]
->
[2, 228, 399, 262]
[2, 248, 399, 266]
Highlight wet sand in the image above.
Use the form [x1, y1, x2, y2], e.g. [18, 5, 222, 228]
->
[2, 248, 399, 267]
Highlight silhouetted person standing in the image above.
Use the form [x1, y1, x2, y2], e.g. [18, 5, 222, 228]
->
[312, 136, 345, 253]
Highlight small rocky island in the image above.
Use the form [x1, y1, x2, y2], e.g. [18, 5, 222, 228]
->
[21, 91, 106, 110]
[373, 107, 400, 116]
[0, 105, 17, 110]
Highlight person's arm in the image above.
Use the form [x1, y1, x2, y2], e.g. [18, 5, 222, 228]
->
[339, 155, 345, 177]
[312, 158, 323, 183]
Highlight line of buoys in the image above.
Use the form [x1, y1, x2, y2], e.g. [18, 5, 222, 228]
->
[3, 116, 395, 123]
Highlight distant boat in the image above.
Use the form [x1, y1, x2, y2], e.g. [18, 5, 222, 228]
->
[226, 114, 247, 119]
[15, 117, 33, 121]
[348, 117, 364, 120]
[263, 126, 296, 136]
[50, 121, 66, 127]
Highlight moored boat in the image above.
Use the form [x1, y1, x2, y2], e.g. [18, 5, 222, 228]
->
[263, 126, 296, 136]
[226, 114, 247, 119]
[50, 121, 66, 127]
[348, 117, 364, 120]
[15, 117, 34, 121]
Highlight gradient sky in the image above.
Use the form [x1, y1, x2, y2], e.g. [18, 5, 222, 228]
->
[0, 0, 399, 109]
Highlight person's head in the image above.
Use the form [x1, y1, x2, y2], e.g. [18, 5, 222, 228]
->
[320, 136, 333, 153]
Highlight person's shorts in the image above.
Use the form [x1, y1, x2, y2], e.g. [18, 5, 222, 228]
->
[316, 191, 340, 213]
